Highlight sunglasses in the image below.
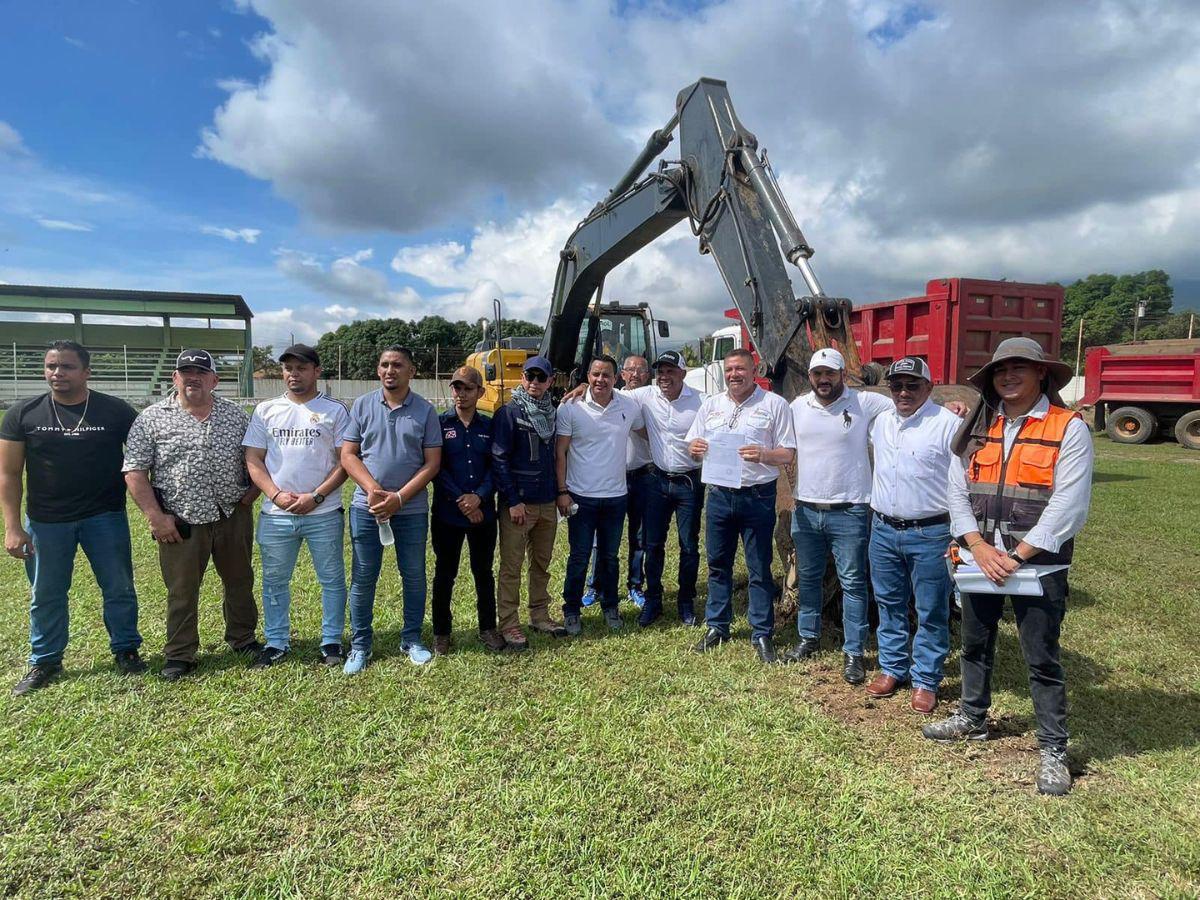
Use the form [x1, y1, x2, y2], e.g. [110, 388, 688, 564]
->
[887, 379, 925, 393]
[524, 370, 549, 383]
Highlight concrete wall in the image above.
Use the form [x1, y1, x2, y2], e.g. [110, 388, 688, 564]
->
[251, 378, 452, 406]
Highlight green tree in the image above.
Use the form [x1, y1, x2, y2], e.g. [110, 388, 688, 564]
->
[1061, 270, 1174, 360]
[252, 345, 281, 377]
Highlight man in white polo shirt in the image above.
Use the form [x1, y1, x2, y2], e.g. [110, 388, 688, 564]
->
[555, 355, 646, 635]
[686, 348, 796, 663]
[784, 348, 893, 683]
[864, 357, 961, 714]
[243, 344, 350, 669]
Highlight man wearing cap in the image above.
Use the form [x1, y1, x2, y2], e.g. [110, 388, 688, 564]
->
[340, 346, 442, 671]
[491, 356, 567, 649]
[556, 355, 646, 635]
[783, 347, 894, 684]
[687, 348, 796, 663]
[243, 344, 350, 669]
[864, 357, 962, 714]
[629, 350, 706, 627]
[2, 340, 145, 696]
[124, 349, 262, 681]
[923, 337, 1093, 797]
[429, 366, 506, 655]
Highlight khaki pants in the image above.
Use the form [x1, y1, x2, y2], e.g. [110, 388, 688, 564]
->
[497, 502, 557, 630]
[159, 503, 258, 662]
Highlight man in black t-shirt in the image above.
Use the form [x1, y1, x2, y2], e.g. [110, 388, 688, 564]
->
[0, 341, 146, 696]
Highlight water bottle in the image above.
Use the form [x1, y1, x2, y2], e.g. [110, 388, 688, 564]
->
[377, 518, 395, 546]
[558, 502, 579, 523]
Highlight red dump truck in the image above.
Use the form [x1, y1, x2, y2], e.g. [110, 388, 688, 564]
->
[1082, 340, 1200, 450]
[849, 277, 1064, 384]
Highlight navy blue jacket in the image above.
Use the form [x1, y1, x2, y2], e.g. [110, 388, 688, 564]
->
[490, 400, 557, 507]
[432, 409, 495, 526]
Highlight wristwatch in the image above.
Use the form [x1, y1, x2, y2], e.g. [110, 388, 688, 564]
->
[1007, 549, 1024, 565]
[312, 492, 326, 505]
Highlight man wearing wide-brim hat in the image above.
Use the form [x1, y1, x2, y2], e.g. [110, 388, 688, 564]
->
[923, 337, 1094, 796]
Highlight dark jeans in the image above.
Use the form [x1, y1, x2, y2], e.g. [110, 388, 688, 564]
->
[431, 516, 498, 636]
[959, 569, 1069, 750]
[587, 467, 651, 591]
[704, 481, 776, 641]
[563, 493, 627, 616]
[642, 468, 704, 619]
[348, 506, 428, 651]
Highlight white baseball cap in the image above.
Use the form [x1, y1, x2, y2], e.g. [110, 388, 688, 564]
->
[808, 348, 845, 372]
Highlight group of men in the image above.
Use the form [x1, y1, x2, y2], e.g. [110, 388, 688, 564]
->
[1, 333, 1091, 795]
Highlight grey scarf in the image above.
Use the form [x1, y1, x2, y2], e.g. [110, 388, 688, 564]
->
[511, 385, 556, 442]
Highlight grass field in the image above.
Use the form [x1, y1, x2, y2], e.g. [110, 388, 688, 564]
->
[1, 437, 1198, 897]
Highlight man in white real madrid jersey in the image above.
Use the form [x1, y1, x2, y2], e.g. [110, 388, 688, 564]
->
[243, 344, 350, 669]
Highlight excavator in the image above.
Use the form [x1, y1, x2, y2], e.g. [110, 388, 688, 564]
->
[470, 76, 860, 411]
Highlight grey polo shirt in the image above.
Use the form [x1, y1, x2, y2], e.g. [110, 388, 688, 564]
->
[345, 388, 442, 515]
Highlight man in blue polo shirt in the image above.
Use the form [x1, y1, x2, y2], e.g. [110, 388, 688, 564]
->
[340, 346, 442, 672]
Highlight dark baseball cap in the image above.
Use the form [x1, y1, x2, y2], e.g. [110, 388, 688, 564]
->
[279, 343, 320, 366]
[652, 350, 685, 370]
[885, 356, 933, 382]
[523, 355, 554, 376]
[175, 349, 215, 372]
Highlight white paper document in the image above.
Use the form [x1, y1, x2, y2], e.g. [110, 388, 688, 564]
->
[952, 549, 1045, 597]
[701, 431, 746, 488]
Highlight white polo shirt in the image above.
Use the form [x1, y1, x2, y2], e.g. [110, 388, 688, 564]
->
[869, 397, 961, 519]
[556, 389, 645, 498]
[685, 386, 796, 486]
[628, 383, 705, 473]
[790, 387, 893, 504]
[243, 392, 350, 516]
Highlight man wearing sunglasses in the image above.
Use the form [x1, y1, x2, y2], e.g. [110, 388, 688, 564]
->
[864, 357, 961, 714]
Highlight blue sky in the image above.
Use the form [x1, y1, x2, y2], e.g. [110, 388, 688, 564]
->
[3, 0, 1198, 350]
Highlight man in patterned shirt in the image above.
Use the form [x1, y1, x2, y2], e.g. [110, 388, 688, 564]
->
[123, 349, 262, 681]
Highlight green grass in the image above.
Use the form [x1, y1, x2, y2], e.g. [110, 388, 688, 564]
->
[1, 437, 1198, 897]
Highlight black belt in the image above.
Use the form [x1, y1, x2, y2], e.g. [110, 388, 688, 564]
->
[626, 464, 654, 477]
[872, 510, 950, 529]
[650, 464, 700, 480]
[798, 500, 854, 511]
[710, 479, 776, 494]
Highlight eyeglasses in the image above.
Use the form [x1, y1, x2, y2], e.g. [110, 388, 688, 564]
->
[524, 371, 549, 383]
[887, 379, 924, 394]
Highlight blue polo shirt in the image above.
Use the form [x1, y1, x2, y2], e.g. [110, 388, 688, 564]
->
[432, 408, 495, 526]
[345, 388, 442, 515]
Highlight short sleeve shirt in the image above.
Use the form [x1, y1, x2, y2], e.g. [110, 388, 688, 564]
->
[685, 386, 796, 486]
[122, 394, 252, 525]
[790, 388, 893, 504]
[0, 390, 137, 523]
[344, 388, 442, 515]
[243, 392, 350, 516]
[556, 390, 645, 498]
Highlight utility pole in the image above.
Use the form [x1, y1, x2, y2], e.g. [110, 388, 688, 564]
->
[1190, 313, 1195, 340]
[1132, 298, 1147, 341]
[1073, 318, 1084, 383]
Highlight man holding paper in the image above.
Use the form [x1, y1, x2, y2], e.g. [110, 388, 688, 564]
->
[686, 349, 795, 663]
[924, 337, 1093, 797]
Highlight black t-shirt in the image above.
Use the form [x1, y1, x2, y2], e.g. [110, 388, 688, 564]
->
[0, 391, 138, 523]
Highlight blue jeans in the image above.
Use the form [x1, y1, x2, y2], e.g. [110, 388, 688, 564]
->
[257, 511, 347, 650]
[792, 503, 871, 655]
[24, 510, 141, 667]
[587, 468, 650, 591]
[642, 469, 704, 618]
[704, 482, 776, 641]
[348, 506, 428, 651]
[868, 515, 952, 691]
[563, 493, 627, 615]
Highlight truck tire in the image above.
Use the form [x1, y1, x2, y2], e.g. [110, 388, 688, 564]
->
[1105, 406, 1156, 444]
[1174, 410, 1200, 451]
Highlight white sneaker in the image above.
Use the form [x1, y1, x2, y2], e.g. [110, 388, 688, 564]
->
[342, 649, 371, 675]
[405, 643, 433, 666]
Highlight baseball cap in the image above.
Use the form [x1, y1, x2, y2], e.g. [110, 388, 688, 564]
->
[449, 366, 481, 387]
[175, 349, 215, 372]
[885, 356, 933, 382]
[278, 343, 320, 366]
[523, 355, 554, 376]
[651, 350, 685, 370]
[808, 348, 845, 372]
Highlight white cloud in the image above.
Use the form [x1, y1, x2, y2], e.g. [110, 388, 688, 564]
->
[0, 120, 29, 158]
[63, 36, 87, 49]
[36, 217, 94, 232]
[323, 304, 359, 318]
[201, 225, 261, 243]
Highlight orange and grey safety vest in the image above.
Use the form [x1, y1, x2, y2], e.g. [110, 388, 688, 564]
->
[966, 403, 1080, 566]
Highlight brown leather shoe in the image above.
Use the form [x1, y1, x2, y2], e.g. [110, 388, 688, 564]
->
[529, 618, 568, 638]
[865, 673, 904, 698]
[433, 635, 452, 656]
[910, 688, 938, 714]
[502, 625, 529, 651]
[479, 629, 507, 652]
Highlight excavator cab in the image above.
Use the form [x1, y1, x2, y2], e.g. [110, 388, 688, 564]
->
[570, 301, 668, 388]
